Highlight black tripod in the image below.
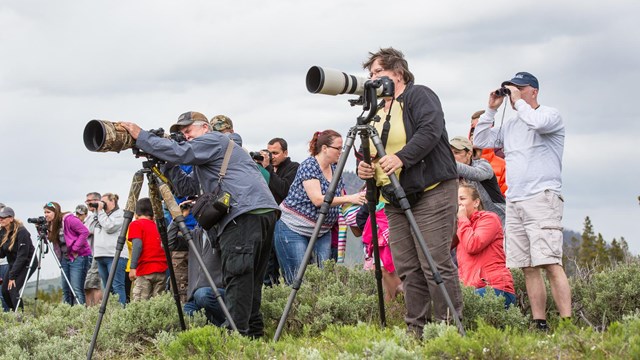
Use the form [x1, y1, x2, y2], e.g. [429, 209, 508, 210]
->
[273, 79, 465, 341]
[87, 159, 236, 359]
[16, 230, 80, 312]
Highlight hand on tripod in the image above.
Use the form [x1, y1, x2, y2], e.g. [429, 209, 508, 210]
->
[357, 161, 375, 179]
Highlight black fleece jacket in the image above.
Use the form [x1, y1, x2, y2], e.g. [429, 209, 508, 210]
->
[393, 82, 458, 194]
[265, 157, 300, 204]
[0, 226, 35, 280]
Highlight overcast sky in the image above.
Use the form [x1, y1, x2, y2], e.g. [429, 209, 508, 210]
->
[1, 1, 638, 279]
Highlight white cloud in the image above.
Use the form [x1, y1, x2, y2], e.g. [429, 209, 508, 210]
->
[1, 1, 639, 279]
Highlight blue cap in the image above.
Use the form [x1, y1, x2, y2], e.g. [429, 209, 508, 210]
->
[502, 72, 539, 89]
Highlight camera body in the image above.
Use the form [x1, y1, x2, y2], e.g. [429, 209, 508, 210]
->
[494, 87, 511, 97]
[250, 150, 271, 165]
[27, 216, 49, 237]
[170, 131, 186, 143]
[27, 216, 46, 225]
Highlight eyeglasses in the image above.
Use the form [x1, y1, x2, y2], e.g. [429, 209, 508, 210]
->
[369, 67, 386, 78]
[327, 145, 342, 152]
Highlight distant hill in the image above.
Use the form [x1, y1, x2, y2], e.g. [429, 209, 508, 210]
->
[22, 277, 62, 297]
[563, 229, 581, 246]
[342, 170, 365, 195]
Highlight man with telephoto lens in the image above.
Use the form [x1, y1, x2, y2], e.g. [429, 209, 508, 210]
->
[473, 72, 570, 331]
[357, 48, 463, 338]
[119, 111, 279, 339]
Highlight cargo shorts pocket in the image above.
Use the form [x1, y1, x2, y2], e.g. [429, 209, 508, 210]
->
[537, 219, 563, 258]
[220, 235, 254, 277]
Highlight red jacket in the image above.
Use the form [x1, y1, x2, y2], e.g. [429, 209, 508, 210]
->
[456, 211, 514, 294]
[481, 149, 507, 195]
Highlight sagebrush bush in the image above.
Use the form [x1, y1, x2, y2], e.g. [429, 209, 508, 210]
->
[459, 285, 528, 331]
[571, 260, 640, 329]
[2, 261, 640, 358]
[261, 261, 397, 337]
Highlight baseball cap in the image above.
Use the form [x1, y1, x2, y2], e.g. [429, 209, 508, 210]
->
[0, 206, 15, 218]
[210, 115, 233, 131]
[450, 136, 473, 151]
[169, 111, 208, 133]
[502, 71, 539, 89]
[75, 204, 88, 215]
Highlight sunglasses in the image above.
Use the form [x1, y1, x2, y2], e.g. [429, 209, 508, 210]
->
[46, 202, 55, 208]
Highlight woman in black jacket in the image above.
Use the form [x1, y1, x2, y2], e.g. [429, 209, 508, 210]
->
[0, 207, 35, 311]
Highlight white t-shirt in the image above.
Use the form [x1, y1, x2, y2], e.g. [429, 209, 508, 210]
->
[474, 99, 564, 202]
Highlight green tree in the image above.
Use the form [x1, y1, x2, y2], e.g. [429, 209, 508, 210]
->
[593, 233, 609, 270]
[578, 216, 597, 268]
[620, 236, 631, 259]
[564, 235, 581, 276]
[609, 238, 625, 264]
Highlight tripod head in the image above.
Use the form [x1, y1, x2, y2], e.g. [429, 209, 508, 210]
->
[357, 77, 394, 125]
[132, 129, 168, 166]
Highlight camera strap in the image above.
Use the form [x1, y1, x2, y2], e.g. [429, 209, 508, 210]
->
[198, 139, 235, 195]
[379, 97, 395, 149]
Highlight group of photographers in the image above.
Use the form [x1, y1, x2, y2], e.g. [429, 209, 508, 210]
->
[2, 47, 570, 338]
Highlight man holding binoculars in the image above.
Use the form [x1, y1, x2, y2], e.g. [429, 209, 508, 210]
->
[473, 72, 571, 330]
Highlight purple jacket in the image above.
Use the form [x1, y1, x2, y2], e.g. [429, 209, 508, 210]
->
[55, 214, 91, 261]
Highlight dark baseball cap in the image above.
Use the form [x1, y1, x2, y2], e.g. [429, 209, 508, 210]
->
[169, 111, 208, 133]
[502, 72, 539, 89]
[0, 206, 15, 218]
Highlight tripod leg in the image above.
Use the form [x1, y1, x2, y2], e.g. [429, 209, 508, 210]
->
[15, 236, 43, 312]
[358, 130, 387, 327]
[273, 127, 358, 342]
[148, 173, 186, 331]
[55, 248, 84, 305]
[158, 181, 238, 332]
[368, 128, 465, 336]
[88, 171, 143, 360]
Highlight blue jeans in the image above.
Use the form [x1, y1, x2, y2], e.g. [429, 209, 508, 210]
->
[0, 264, 9, 311]
[60, 255, 90, 305]
[95, 256, 128, 305]
[273, 220, 331, 285]
[475, 287, 517, 309]
[184, 287, 227, 326]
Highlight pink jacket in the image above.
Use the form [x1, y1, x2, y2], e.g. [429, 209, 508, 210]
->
[54, 214, 91, 261]
[362, 208, 396, 273]
[456, 211, 514, 294]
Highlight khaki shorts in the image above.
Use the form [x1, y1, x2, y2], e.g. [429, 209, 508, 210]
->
[132, 272, 167, 301]
[84, 258, 102, 290]
[505, 190, 564, 268]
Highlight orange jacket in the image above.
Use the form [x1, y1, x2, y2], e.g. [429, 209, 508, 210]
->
[481, 149, 507, 195]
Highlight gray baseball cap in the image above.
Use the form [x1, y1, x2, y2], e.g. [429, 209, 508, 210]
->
[169, 111, 208, 133]
[0, 206, 15, 218]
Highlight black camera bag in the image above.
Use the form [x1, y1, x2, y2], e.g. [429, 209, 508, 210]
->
[191, 140, 235, 231]
[191, 187, 231, 231]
